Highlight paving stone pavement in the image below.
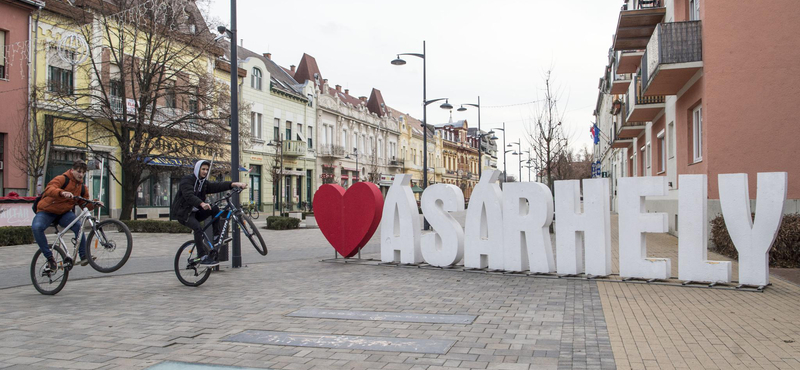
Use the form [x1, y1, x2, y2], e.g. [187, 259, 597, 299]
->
[0, 214, 798, 369]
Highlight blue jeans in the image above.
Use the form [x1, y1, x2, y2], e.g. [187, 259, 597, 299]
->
[31, 211, 86, 260]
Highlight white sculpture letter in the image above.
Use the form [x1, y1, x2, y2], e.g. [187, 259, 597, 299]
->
[420, 184, 465, 267]
[618, 177, 671, 280]
[503, 182, 555, 273]
[464, 170, 504, 269]
[718, 172, 787, 287]
[678, 175, 731, 283]
[380, 174, 422, 264]
[554, 178, 612, 276]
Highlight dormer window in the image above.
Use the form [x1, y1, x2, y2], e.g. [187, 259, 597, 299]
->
[252, 67, 262, 90]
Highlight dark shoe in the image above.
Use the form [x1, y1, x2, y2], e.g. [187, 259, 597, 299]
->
[79, 256, 97, 266]
[198, 255, 219, 267]
[44, 257, 57, 272]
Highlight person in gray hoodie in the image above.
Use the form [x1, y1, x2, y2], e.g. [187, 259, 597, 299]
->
[171, 160, 247, 266]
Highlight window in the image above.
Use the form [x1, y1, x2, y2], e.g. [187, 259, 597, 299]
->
[48, 66, 73, 94]
[273, 118, 280, 140]
[252, 67, 262, 90]
[342, 130, 347, 149]
[110, 79, 123, 113]
[286, 121, 292, 142]
[165, 82, 176, 108]
[657, 130, 666, 173]
[250, 112, 262, 139]
[690, 0, 700, 21]
[307, 126, 313, 148]
[692, 105, 703, 162]
[297, 123, 302, 141]
[0, 31, 6, 79]
[668, 121, 675, 158]
[307, 93, 314, 107]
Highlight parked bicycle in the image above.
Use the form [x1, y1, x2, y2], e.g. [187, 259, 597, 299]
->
[243, 200, 260, 220]
[174, 187, 267, 287]
[30, 197, 133, 295]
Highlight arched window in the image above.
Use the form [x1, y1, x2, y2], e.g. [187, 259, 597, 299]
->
[252, 67, 262, 90]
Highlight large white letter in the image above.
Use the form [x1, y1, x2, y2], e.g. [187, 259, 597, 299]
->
[503, 182, 555, 273]
[678, 175, 731, 283]
[464, 170, 504, 269]
[420, 184, 465, 267]
[380, 174, 422, 263]
[554, 178, 612, 276]
[719, 172, 787, 287]
[618, 177, 671, 280]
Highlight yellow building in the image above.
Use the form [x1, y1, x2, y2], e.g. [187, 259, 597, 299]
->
[31, 1, 233, 219]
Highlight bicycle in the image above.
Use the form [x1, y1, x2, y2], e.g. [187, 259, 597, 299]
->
[174, 187, 267, 287]
[243, 201, 260, 220]
[30, 197, 133, 295]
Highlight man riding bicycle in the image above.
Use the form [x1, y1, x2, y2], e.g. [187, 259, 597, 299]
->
[32, 160, 104, 272]
[171, 160, 247, 267]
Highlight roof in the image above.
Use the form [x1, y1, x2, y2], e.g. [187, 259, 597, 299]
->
[434, 120, 468, 129]
[227, 42, 306, 100]
[366, 88, 388, 117]
[328, 86, 364, 107]
[293, 53, 322, 86]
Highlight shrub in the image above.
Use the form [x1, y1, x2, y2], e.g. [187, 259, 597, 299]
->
[266, 216, 300, 230]
[710, 213, 800, 268]
[121, 220, 191, 233]
[0, 226, 34, 246]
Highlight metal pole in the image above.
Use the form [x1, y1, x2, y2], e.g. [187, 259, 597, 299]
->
[518, 142, 522, 182]
[229, 0, 242, 268]
[502, 122, 507, 187]
[421, 41, 429, 231]
[476, 96, 481, 178]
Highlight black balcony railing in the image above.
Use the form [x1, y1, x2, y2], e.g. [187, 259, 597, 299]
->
[642, 21, 702, 92]
[625, 75, 665, 121]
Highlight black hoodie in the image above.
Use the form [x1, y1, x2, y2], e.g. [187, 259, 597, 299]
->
[170, 160, 233, 222]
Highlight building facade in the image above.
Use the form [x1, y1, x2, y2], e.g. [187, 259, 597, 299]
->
[596, 0, 800, 234]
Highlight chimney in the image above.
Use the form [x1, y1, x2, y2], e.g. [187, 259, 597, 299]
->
[263, 53, 271, 60]
[335, 85, 342, 93]
[344, 89, 349, 95]
[290, 65, 296, 73]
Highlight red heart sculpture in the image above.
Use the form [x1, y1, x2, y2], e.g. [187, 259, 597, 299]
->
[313, 182, 383, 258]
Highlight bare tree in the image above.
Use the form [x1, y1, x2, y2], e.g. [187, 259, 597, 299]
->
[551, 146, 592, 181]
[35, 0, 233, 219]
[525, 70, 569, 192]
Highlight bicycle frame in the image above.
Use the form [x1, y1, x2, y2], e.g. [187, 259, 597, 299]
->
[50, 205, 97, 263]
[196, 192, 250, 251]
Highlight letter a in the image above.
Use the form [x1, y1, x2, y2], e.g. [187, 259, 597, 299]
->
[381, 174, 422, 264]
[719, 172, 787, 287]
[464, 170, 504, 269]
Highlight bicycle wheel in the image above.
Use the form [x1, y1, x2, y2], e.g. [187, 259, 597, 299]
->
[30, 247, 69, 295]
[237, 213, 267, 255]
[251, 208, 260, 220]
[174, 241, 211, 287]
[86, 219, 133, 273]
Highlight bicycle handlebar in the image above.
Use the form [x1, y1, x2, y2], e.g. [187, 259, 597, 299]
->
[212, 186, 245, 206]
[73, 196, 104, 208]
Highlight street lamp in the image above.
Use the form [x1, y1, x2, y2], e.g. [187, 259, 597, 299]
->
[216, 0, 242, 268]
[456, 96, 483, 177]
[490, 123, 507, 186]
[266, 136, 284, 217]
[345, 148, 360, 185]
[509, 141, 522, 182]
[392, 41, 451, 230]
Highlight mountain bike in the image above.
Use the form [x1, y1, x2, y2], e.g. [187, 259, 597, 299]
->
[174, 187, 267, 287]
[30, 197, 133, 295]
[243, 201, 260, 220]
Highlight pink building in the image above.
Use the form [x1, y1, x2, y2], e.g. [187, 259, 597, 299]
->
[595, 0, 800, 234]
[0, 0, 43, 195]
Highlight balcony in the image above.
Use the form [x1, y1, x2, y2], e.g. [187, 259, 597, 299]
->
[318, 144, 345, 158]
[625, 75, 665, 123]
[641, 21, 703, 96]
[110, 96, 124, 114]
[613, 1, 666, 51]
[389, 158, 405, 167]
[282, 140, 307, 157]
[611, 73, 633, 94]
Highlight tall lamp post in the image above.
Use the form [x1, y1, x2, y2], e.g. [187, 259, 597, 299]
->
[216, 1, 242, 268]
[345, 148, 359, 185]
[490, 123, 507, 186]
[392, 41, 452, 230]
[456, 96, 483, 176]
[266, 135, 284, 217]
[510, 141, 522, 182]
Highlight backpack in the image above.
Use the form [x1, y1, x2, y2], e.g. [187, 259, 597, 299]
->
[32, 174, 86, 213]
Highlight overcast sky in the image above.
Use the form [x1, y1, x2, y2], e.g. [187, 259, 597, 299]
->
[206, 0, 621, 179]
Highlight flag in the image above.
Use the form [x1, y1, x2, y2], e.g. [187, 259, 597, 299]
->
[593, 124, 600, 145]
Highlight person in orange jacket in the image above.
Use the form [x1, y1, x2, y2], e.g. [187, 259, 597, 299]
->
[32, 160, 104, 272]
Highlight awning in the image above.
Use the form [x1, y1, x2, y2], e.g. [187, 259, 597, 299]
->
[411, 186, 423, 193]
